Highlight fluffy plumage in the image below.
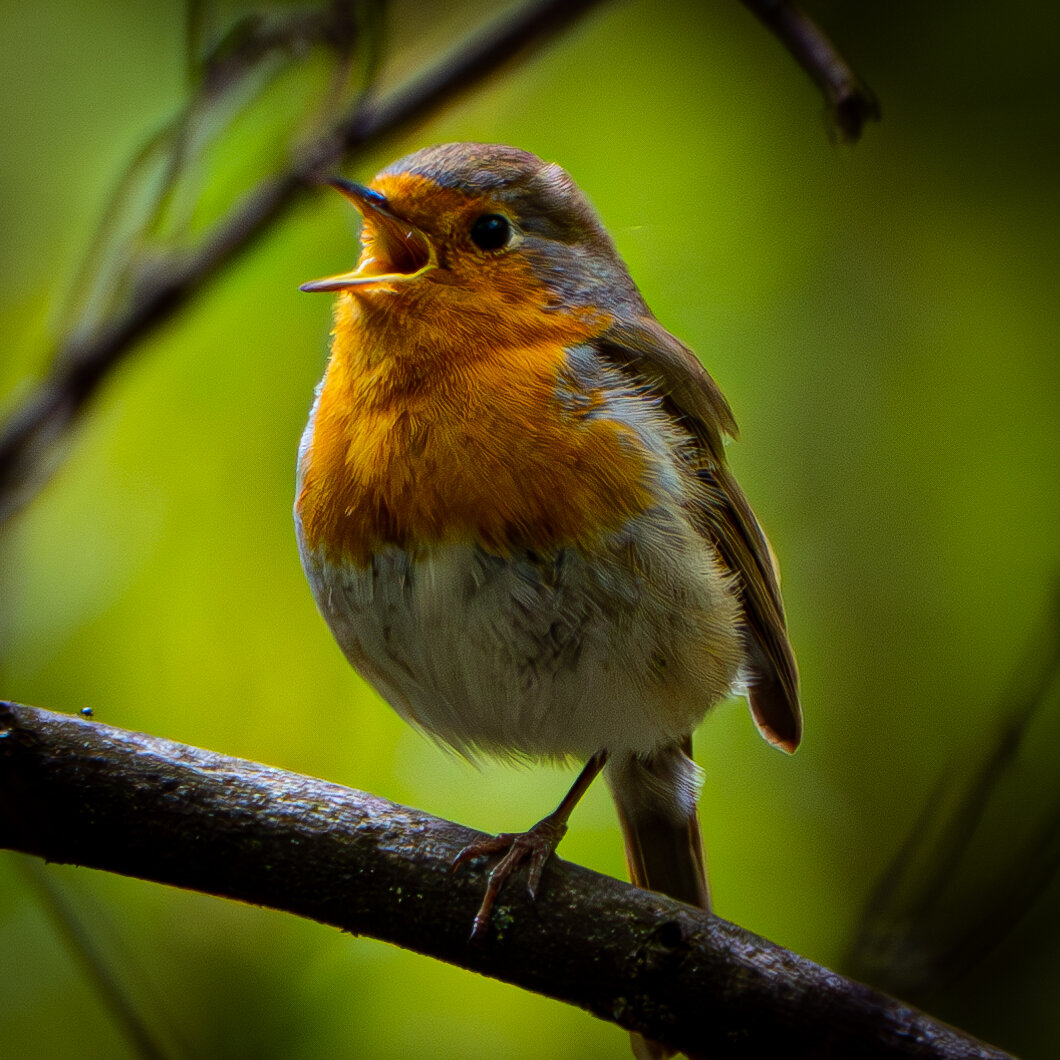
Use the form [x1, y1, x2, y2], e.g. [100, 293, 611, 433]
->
[296, 142, 802, 1057]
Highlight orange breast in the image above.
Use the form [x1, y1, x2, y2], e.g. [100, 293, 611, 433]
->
[297, 291, 655, 566]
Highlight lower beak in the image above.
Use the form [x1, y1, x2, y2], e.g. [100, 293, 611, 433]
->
[300, 178, 434, 293]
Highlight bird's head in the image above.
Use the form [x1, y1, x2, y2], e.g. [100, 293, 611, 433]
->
[300, 142, 643, 322]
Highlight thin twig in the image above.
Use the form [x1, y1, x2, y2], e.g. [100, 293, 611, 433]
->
[0, 702, 1012, 1060]
[739, 0, 880, 142]
[14, 857, 181, 1060]
[847, 586, 1060, 993]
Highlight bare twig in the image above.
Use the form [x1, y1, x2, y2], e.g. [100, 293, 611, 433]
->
[739, 0, 880, 142]
[0, 0, 608, 525]
[59, 3, 372, 344]
[0, 702, 1012, 1059]
[14, 856, 180, 1060]
[848, 586, 1060, 994]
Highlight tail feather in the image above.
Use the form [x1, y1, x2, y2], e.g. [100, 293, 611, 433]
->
[616, 780, 710, 912]
[608, 738, 710, 1060]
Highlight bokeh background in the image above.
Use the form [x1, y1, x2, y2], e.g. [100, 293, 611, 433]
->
[1, 1, 1058, 1057]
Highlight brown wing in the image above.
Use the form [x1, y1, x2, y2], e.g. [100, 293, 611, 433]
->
[600, 316, 802, 753]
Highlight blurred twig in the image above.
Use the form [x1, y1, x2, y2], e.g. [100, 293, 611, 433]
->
[739, 0, 880, 142]
[62, 2, 372, 342]
[847, 587, 1060, 994]
[14, 856, 183, 1060]
[0, 0, 608, 526]
[0, 701, 1013, 1060]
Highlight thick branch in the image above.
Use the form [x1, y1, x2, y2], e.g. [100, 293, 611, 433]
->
[0, 702, 1010, 1060]
[0, 0, 608, 524]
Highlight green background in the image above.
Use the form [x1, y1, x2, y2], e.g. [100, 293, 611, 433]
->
[2, 1, 1058, 1057]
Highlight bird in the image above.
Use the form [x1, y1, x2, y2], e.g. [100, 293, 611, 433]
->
[295, 142, 801, 1057]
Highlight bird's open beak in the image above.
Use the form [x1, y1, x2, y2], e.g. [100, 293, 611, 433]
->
[299, 177, 434, 293]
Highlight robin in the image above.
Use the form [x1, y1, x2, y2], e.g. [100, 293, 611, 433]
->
[296, 142, 801, 1056]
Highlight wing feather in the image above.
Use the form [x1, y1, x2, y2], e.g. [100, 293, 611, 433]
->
[599, 316, 802, 752]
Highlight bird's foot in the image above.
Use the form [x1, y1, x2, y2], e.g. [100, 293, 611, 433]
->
[452, 813, 568, 938]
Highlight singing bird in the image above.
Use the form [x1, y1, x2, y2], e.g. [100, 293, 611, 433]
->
[295, 143, 801, 1049]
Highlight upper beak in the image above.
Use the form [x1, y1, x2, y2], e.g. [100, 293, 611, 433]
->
[299, 177, 434, 293]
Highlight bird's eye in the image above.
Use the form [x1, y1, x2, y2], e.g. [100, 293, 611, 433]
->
[469, 213, 512, 251]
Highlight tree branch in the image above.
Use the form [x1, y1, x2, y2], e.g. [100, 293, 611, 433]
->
[0, 0, 608, 525]
[0, 701, 1010, 1060]
[739, 0, 880, 142]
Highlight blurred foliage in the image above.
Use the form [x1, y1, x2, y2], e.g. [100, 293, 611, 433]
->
[1, 1, 1059, 1058]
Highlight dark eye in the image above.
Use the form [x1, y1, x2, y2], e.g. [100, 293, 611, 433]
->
[469, 213, 512, 251]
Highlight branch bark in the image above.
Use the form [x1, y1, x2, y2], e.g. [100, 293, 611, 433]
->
[0, 701, 1010, 1060]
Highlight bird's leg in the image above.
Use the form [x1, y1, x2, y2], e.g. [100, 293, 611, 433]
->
[453, 749, 609, 937]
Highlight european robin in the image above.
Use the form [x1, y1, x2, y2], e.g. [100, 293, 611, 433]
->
[296, 142, 801, 1055]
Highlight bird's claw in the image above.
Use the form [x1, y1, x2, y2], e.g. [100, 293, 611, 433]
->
[453, 815, 568, 937]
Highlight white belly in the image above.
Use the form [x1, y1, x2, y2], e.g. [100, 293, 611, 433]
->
[296, 507, 743, 761]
